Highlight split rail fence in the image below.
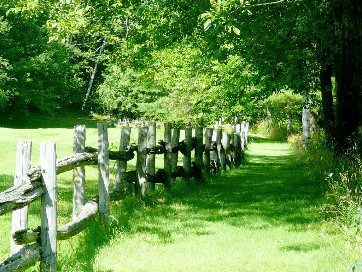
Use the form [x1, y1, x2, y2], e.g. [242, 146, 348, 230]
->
[0, 119, 249, 272]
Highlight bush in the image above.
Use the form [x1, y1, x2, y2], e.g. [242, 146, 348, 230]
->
[324, 161, 361, 233]
[0, 12, 84, 114]
[258, 90, 303, 140]
[0, 57, 11, 110]
[97, 67, 140, 119]
[10, 43, 84, 113]
[294, 130, 361, 236]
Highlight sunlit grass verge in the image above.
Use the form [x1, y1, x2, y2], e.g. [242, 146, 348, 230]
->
[291, 131, 362, 264]
[0, 120, 359, 271]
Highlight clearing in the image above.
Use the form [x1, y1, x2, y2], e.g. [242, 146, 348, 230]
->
[0, 122, 358, 271]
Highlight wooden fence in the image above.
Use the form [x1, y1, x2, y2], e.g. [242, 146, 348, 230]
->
[0, 120, 249, 272]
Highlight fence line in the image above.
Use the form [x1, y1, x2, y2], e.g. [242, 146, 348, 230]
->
[0, 119, 249, 272]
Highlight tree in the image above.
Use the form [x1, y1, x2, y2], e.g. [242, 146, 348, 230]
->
[333, 0, 362, 152]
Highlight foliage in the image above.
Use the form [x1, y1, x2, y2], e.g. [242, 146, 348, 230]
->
[0, 7, 84, 114]
[0, 57, 11, 110]
[10, 43, 84, 113]
[294, 131, 362, 237]
[0, 0, 360, 152]
[0, 17, 11, 109]
[97, 43, 261, 125]
[258, 90, 303, 139]
[97, 67, 141, 119]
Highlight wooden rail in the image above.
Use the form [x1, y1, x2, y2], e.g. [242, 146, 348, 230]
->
[0, 119, 249, 272]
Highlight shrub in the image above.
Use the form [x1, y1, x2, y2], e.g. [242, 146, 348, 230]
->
[294, 130, 361, 237]
[96, 67, 141, 119]
[10, 43, 84, 113]
[258, 90, 303, 140]
[322, 153, 361, 234]
[0, 12, 84, 114]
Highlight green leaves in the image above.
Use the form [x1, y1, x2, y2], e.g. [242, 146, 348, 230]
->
[204, 19, 212, 31]
[232, 26, 240, 35]
[0, 0, 329, 128]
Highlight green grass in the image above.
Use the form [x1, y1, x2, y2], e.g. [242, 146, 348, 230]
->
[0, 117, 360, 271]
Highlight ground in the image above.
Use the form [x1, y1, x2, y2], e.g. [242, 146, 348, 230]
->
[0, 118, 359, 271]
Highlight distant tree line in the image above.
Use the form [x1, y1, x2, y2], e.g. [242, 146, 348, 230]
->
[0, 0, 360, 152]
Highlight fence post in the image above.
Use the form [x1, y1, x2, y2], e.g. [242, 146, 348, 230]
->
[72, 125, 86, 219]
[146, 122, 156, 192]
[98, 124, 110, 225]
[183, 126, 192, 184]
[204, 128, 212, 175]
[195, 127, 204, 182]
[222, 131, 232, 169]
[240, 121, 246, 151]
[233, 124, 242, 166]
[40, 142, 57, 272]
[219, 129, 227, 171]
[115, 124, 132, 197]
[171, 128, 180, 176]
[212, 128, 222, 173]
[136, 125, 148, 197]
[11, 141, 32, 254]
[164, 123, 172, 191]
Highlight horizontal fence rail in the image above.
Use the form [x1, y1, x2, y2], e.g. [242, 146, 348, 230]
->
[0, 119, 249, 272]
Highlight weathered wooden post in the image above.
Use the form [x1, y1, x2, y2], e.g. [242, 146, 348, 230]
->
[11, 141, 32, 254]
[171, 128, 180, 175]
[115, 124, 132, 197]
[212, 128, 222, 173]
[164, 123, 172, 191]
[98, 123, 110, 225]
[302, 93, 311, 148]
[146, 122, 156, 191]
[240, 121, 246, 151]
[40, 142, 57, 272]
[72, 125, 85, 219]
[183, 126, 192, 183]
[245, 122, 249, 147]
[204, 128, 212, 175]
[222, 131, 231, 169]
[233, 124, 242, 166]
[194, 127, 204, 182]
[136, 125, 148, 197]
[219, 129, 227, 171]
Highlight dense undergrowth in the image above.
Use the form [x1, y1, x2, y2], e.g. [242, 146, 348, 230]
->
[291, 131, 362, 254]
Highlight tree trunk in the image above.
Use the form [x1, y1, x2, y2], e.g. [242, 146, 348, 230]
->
[82, 38, 107, 110]
[334, 0, 362, 152]
[320, 63, 335, 143]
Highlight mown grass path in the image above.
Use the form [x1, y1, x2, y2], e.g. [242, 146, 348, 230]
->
[84, 137, 356, 272]
[0, 130, 358, 271]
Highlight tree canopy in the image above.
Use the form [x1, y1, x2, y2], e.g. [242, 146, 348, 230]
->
[0, 0, 360, 151]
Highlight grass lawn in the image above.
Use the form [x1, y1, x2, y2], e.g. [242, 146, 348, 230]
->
[0, 115, 360, 271]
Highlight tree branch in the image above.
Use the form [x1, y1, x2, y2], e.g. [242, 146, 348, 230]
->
[246, 0, 287, 8]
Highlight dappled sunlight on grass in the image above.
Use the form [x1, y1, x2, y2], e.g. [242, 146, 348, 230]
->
[0, 127, 358, 271]
[85, 140, 357, 271]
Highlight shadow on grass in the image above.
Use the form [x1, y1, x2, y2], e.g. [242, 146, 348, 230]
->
[0, 112, 106, 129]
[249, 135, 286, 144]
[0, 174, 14, 191]
[59, 140, 326, 271]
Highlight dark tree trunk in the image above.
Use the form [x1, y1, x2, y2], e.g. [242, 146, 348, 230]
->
[319, 63, 335, 143]
[334, 0, 362, 152]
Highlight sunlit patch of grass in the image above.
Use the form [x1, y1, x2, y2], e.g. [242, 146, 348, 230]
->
[0, 118, 359, 271]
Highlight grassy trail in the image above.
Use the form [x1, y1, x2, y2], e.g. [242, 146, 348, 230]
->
[88, 137, 356, 272]
[0, 128, 358, 271]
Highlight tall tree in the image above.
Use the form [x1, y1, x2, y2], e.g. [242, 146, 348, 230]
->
[333, 0, 362, 151]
